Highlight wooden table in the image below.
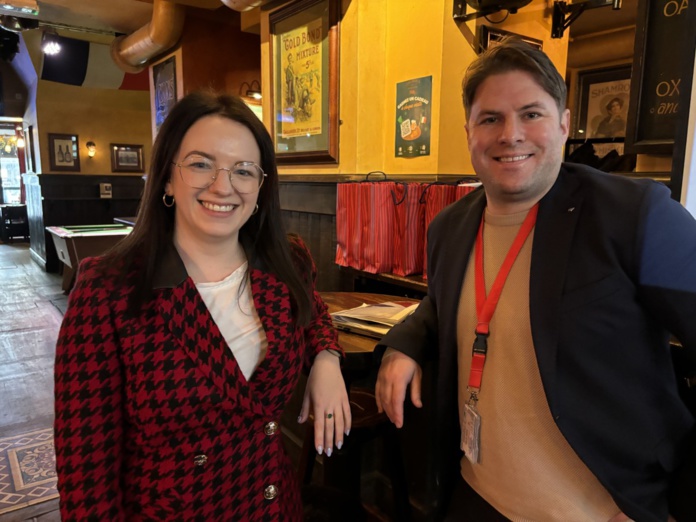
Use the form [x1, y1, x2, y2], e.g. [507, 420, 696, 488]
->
[320, 292, 419, 355]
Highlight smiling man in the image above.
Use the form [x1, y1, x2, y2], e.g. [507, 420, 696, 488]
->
[375, 38, 696, 521]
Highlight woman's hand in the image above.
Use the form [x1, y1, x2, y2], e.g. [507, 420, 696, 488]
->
[298, 350, 352, 456]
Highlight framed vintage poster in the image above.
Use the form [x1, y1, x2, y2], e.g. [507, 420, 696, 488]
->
[48, 133, 80, 172]
[110, 144, 144, 173]
[270, 0, 340, 164]
[574, 65, 631, 157]
[395, 76, 432, 158]
[149, 50, 183, 139]
[477, 26, 542, 53]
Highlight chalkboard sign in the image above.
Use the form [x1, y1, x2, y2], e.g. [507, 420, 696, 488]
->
[625, 0, 691, 154]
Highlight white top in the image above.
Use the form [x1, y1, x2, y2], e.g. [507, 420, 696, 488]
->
[196, 262, 267, 381]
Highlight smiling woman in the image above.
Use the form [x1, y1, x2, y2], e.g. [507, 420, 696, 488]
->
[53, 91, 352, 522]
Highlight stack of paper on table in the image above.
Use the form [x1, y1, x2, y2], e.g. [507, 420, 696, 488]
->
[331, 301, 419, 338]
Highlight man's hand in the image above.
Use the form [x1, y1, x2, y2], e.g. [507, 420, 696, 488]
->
[375, 350, 423, 428]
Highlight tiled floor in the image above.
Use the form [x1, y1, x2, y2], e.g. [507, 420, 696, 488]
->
[0, 242, 62, 521]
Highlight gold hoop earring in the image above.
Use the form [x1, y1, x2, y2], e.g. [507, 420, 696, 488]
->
[162, 193, 175, 208]
[252, 204, 259, 215]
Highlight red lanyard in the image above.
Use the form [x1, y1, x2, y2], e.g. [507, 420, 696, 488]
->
[468, 204, 539, 394]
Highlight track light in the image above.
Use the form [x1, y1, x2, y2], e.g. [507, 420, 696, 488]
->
[41, 30, 60, 55]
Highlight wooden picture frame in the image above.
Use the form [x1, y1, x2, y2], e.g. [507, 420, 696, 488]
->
[477, 26, 542, 54]
[110, 144, 144, 173]
[574, 66, 631, 138]
[48, 133, 80, 172]
[270, 0, 340, 164]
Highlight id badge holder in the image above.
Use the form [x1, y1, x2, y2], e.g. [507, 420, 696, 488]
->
[461, 401, 481, 464]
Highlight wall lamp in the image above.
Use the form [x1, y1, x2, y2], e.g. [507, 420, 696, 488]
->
[41, 29, 61, 55]
[240, 80, 262, 100]
[86, 141, 96, 158]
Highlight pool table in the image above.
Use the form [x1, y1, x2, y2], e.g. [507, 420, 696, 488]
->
[46, 224, 132, 292]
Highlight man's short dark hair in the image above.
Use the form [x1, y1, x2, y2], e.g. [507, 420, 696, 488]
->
[462, 37, 567, 120]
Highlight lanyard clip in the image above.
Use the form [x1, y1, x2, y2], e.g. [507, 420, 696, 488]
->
[472, 331, 489, 355]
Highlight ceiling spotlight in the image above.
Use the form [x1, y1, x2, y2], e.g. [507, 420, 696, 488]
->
[41, 30, 61, 55]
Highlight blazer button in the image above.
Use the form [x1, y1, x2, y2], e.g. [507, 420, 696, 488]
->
[264, 484, 278, 500]
[193, 454, 208, 467]
[264, 421, 279, 436]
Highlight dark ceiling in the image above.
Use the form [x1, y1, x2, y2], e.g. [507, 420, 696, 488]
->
[568, 0, 637, 38]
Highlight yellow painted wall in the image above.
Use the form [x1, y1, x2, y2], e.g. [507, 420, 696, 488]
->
[262, 0, 569, 176]
[22, 30, 152, 175]
[36, 82, 152, 175]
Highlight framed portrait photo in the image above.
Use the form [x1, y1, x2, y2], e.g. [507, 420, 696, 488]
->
[48, 133, 80, 172]
[575, 66, 632, 139]
[110, 144, 145, 173]
[573, 65, 631, 157]
[270, 0, 340, 164]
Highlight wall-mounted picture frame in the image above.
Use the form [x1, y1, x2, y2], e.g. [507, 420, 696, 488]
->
[573, 65, 631, 157]
[149, 49, 183, 139]
[270, 0, 340, 164]
[48, 133, 80, 172]
[477, 26, 543, 54]
[575, 66, 631, 139]
[110, 144, 144, 173]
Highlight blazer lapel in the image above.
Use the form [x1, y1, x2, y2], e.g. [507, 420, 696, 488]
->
[530, 169, 583, 413]
[246, 268, 302, 412]
[436, 193, 486, 341]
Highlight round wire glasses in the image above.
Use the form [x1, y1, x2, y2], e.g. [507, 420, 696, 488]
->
[173, 155, 267, 194]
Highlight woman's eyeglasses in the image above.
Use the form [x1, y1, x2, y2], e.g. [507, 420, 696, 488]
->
[173, 155, 266, 194]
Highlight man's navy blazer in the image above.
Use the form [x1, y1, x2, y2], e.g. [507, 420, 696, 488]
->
[379, 163, 696, 521]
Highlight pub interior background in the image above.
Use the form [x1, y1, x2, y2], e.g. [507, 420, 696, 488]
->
[0, 0, 694, 520]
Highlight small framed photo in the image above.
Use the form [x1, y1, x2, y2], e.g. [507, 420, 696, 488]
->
[48, 133, 80, 172]
[110, 143, 145, 173]
[478, 26, 542, 54]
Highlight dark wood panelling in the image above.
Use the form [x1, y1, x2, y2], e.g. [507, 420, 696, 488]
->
[279, 180, 353, 292]
[24, 174, 144, 272]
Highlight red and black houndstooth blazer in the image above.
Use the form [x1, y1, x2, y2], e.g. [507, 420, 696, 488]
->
[54, 242, 339, 521]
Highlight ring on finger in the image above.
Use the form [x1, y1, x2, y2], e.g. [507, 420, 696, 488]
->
[326, 413, 333, 420]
